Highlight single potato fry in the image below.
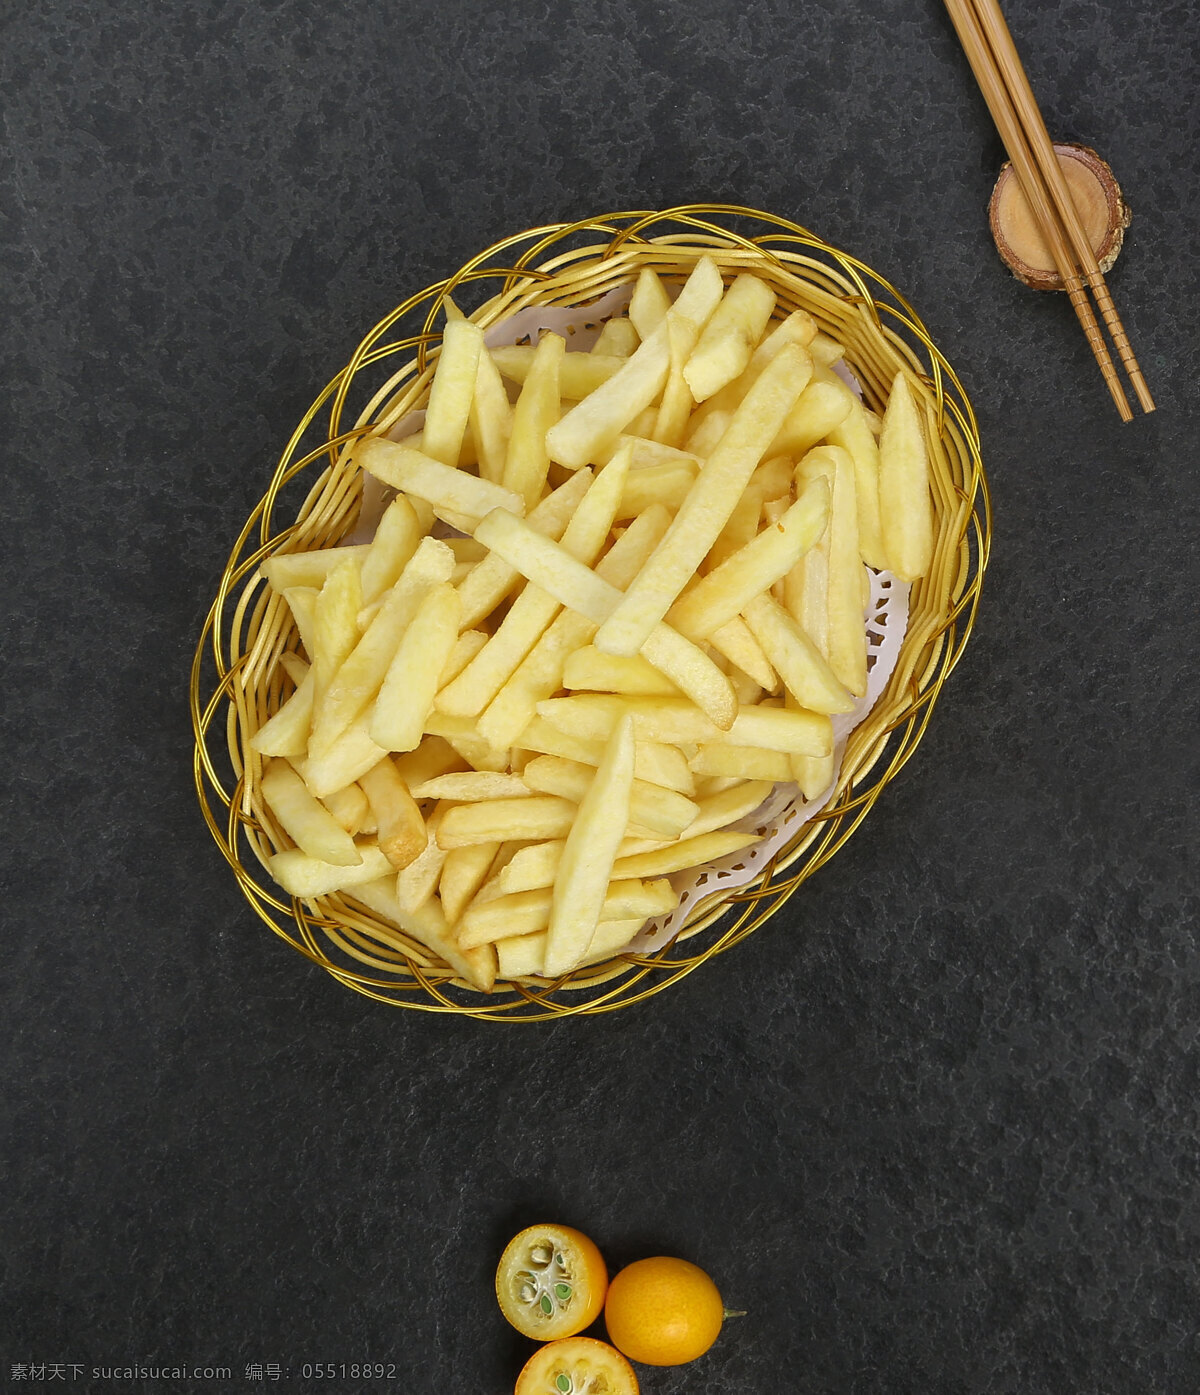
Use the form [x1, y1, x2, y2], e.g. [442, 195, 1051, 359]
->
[355, 437, 524, 526]
[492, 342, 622, 400]
[741, 592, 856, 715]
[370, 581, 462, 752]
[502, 331, 564, 506]
[562, 646, 681, 697]
[878, 370, 934, 582]
[268, 843, 394, 898]
[262, 544, 369, 593]
[260, 759, 363, 866]
[544, 714, 637, 974]
[797, 445, 866, 697]
[422, 309, 484, 467]
[408, 771, 531, 801]
[359, 496, 424, 605]
[358, 755, 428, 870]
[683, 272, 776, 402]
[437, 795, 578, 849]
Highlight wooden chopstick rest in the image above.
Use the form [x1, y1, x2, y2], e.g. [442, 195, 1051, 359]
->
[990, 142, 1131, 291]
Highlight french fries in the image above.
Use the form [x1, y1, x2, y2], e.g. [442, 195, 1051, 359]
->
[249, 266, 936, 987]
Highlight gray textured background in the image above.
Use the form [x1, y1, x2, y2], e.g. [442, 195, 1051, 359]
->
[3, 1, 1198, 1391]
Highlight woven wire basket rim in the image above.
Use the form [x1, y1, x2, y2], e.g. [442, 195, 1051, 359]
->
[191, 204, 991, 1021]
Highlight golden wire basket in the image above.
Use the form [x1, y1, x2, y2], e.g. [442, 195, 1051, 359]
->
[191, 204, 990, 1021]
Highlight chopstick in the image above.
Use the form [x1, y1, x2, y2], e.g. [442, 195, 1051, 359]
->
[944, 0, 1154, 419]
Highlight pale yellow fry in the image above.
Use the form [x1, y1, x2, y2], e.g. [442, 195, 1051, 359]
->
[827, 394, 888, 571]
[472, 507, 735, 729]
[766, 376, 854, 459]
[359, 496, 423, 605]
[651, 308, 698, 449]
[502, 331, 563, 505]
[684, 406, 731, 458]
[791, 750, 836, 804]
[536, 694, 723, 746]
[708, 617, 779, 693]
[462, 876, 674, 952]
[310, 560, 362, 711]
[798, 445, 865, 696]
[809, 331, 846, 366]
[295, 715, 387, 800]
[514, 717, 694, 796]
[358, 755, 427, 870]
[409, 771, 531, 801]
[668, 475, 830, 639]
[546, 257, 723, 469]
[742, 592, 855, 715]
[262, 544, 369, 593]
[628, 266, 672, 338]
[688, 743, 795, 782]
[439, 841, 501, 925]
[470, 340, 514, 484]
[392, 735, 467, 789]
[422, 312, 484, 467]
[492, 342, 623, 399]
[682, 780, 774, 838]
[616, 829, 761, 879]
[348, 874, 496, 992]
[476, 505, 672, 750]
[268, 843, 393, 898]
[260, 759, 363, 866]
[562, 646, 681, 697]
[521, 754, 698, 840]
[784, 453, 834, 654]
[545, 714, 636, 974]
[611, 435, 702, 470]
[497, 830, 756, 896]
[439, 445, 631, 718]
[754, 454, 796, 504]
[726, 703, 832, 756]
[391, 803, 449, 912]
[437, 795, 577, 849]
[250, 665, 314, 759]
[322, 782, 371, 835]
[355, 438, 524, 528]
[591, 315, 639, 357]
[616, 459, 698, 518]
[496, 916, 644, 980]
[593, 342, 813, 657]
[688, 309, 819, 436]
[370, 582, 462, 753]
[439, 629, 489, 687]
[683, 272, 776, 402]
[309, 536, 456, 757]
[545, 326, 668, 470]
[878, 371, 934, 582]
[455, 469, 593, 630]
[421, 711, 511, 772]
[282, 592, 318, 663]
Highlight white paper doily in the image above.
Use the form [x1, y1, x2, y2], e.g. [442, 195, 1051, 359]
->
[358, 283, 910, 959]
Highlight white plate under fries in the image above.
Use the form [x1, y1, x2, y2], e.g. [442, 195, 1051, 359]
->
[355, 283, 911, 961]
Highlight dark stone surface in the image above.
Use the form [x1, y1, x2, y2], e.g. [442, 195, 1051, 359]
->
[2, 1, 1198, 1391]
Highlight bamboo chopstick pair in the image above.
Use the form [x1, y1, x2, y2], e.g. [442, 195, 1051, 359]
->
[944, 0, 1154, 420]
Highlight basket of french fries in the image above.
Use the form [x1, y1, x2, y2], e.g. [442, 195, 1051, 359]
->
[191, 204, 989, 1020]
